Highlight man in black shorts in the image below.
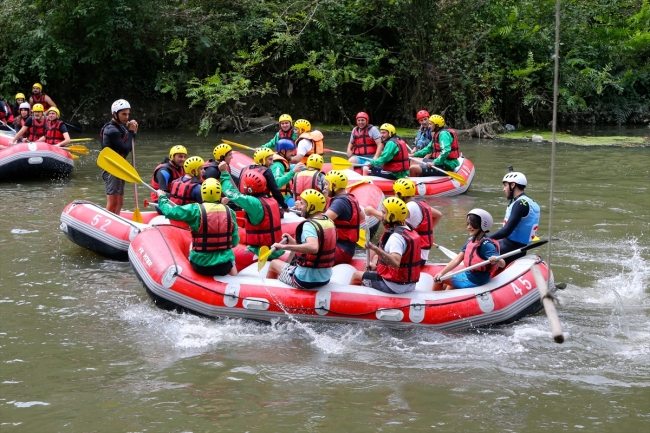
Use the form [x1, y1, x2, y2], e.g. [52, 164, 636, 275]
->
[100, 99, 138, 214]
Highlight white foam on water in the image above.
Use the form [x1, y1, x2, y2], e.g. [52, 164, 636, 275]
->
[13, 401, 49, 408]
[10, 229, 39, 234]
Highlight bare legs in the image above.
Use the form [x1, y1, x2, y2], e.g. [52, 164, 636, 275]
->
[106, 194, 124, 215]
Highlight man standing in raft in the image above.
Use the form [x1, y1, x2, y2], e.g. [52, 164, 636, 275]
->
[409, 114, 460, 177]
[350, 197, 422, 294]
[157, 178, 239, 276]
[267, 189, 336, 290]
[219, 162, 285, 269]
[168, 156, 205, 205]
[347, 111, 383, 164]
[488, 170, 540, 264]
[8, 103, 47, 146]
[433, 209, 505, 291]
[324, 170, 364, 265]
[29, 83, 56, 111]
[260, 114, 299, 149]
[363, 123, 411, 180]
[150, 145, 187, 203]
[100, 99, 138, 214]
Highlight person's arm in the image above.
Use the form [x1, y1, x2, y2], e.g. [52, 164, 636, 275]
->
[481, 241, 506, 268]
[369, 127, 384, 159]
[367, 241, 402, 268]
[291, 139, 311, 163]
[156, 194, 201, 229]
[370, 141, 398, 167]
[413, 141, 433, 158]
[219, 168, 264, 224]
[273, 224, 319, 254]
[433, 252, 465, 280]
[57, 131, 71, 147]
[10, 125, 29, 144]
[156, 169, 172, 192]
[263, 169, 289, 210]
[229, 208, 240, 248]
[488, 200, 530, 240]
[260, 132, 280, 149]
[45, 96, 56, 108]
[190, 184, 203, 203]
[271, 161, 301, 190]
[432, 131, 453, 165]
[363, 205, 382, 219]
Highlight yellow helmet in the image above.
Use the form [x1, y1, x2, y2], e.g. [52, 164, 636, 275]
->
[169, 145, 188, 160]
[32, 83, 43, 90]
[278, 114, 292, 123]
[213, 143, 232, 161]
[306, 154, 324, 170]
[393, 179, 416, 197]
[379, 123, 396, 137]
[325, 170, 348, 192]
[383, 197, 408, 223]
[15, 93, 25, 100]
[201, 178, 222, 202]
[300, 189, 327, 214]
[184, 156, 205, 177]
[47, 107, 60, 118]
[429, 114, 445, 128]
[294, 119, 311, 134]
[32, 104, 44, 112]
[254, 147, 274, 166]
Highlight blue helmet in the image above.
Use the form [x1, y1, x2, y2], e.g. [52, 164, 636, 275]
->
[276, 139, 296, 152]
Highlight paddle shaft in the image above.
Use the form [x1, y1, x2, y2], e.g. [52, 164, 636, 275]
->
[531, 265, 564, 343]
[438, 240, 549, 281]
[131, 140, 140, 209]
[432, 243, 457, 260]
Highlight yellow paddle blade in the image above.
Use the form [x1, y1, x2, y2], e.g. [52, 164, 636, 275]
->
[97, 147, 145, 184]
[357, 228, 366, 248]
[443, 170, 467, 186]
[71, 154, 79, 159]
[221, 139, 254, 151]
[66, 145, 89, 155]
[331, 156, 354, 171]
[70, 138, 94, 143]
[257, 246, 271, 271]
[346, 177, 371, 190]
[132, 207, 144, 223]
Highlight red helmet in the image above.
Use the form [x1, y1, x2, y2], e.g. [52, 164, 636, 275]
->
[356, 112, 369, 121]
[416, 110, 430, 120]
[242, 170, 267, 194]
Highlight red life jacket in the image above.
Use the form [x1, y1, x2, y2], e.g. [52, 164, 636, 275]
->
[28, 117, 46, 141]
[376, 225, 422, 284]
[191, 203, 234, 252]
[381, 137, 411, 173]
[244, 196, 282, 247]
[271, 154, 292, 195]
[463, 237, 500, 273]
[278, 127, 298, 142]
[31, 93, 50, 111]
[406, 199, 434, 249]
[169, 176, 201, 205]
[292, 170, 322, 199]
[432, 128, 460, 159]
[328, 193, 361, 243]
[293, 217, 337, 269]
[150, 161, 185, 201]
[17, 116, 28, 128]
[239, 165, 271, 195]
[351, 124, 378, 156]
[44, 120, 65, 145]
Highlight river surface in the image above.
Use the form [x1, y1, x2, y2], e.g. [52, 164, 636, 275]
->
[1, 131, 648, 432]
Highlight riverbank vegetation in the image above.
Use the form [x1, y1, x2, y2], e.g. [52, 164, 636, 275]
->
[1, 0, 648, 133]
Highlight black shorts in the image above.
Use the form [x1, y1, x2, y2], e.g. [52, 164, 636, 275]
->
[190, 260, 233, 276]
[102, 170, 125, 195]
[360, 271, 400, 294]
[368, 166, 397, 180]
[419, 161, 452, 177]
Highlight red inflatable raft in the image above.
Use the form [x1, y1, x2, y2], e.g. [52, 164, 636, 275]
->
[325, 156, 475, 198]
[61, 182, 384, 261]
[128, 224, 554, 329]
[0, 140, 74, 181]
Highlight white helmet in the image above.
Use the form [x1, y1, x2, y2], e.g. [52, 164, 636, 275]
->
[19, 102, 31, 110]
[111, 99, 131, 114]
[467, 208, 493, 232]
[502, 171, 527, 186]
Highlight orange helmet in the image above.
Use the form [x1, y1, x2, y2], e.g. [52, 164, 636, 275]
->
[241, 170, 267, 194]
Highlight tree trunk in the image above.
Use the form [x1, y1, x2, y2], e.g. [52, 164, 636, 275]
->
[454, 121, 504, 139]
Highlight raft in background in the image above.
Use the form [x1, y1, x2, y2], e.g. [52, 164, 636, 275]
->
[0, 140, 75, 181]
[129, 224, 554, 329]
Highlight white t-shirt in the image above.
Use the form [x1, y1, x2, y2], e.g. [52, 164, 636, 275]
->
[380, 230, 417, 292]
[296, 138, 313, 156]
[405, 201, 429, 262]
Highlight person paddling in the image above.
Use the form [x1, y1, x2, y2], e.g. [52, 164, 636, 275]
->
[409, 114, 461, 177]
[157, 178, 239, 277]
[362, 123, 411, 180]
[150, 145, 187, 203]
[99, 99, 138, 214]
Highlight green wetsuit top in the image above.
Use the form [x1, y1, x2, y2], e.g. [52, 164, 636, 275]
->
[413, 130, 460, 171]
[370, 139, 410, 179]
[157, 195, 239, 267]
[270, 160, 295, 192]
[261, 130, 300, 150]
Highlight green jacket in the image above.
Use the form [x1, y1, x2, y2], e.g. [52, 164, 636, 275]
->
[157, 195, 239, 267]
[413, 130, 460, 171]
[220, 171, 285, 259]
[270, 160, 295, 190]
[370, 139, 410, 179]
[261, 129, 299, 149]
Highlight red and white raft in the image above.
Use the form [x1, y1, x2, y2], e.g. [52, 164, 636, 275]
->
[0, 140, 75, 181]
[60, 181, 384, 261]
[325, 156, 475, 198]
[129, 224, 554, 329]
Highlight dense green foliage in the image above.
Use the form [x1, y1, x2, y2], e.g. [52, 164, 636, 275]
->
[1, 0, 648, 132]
